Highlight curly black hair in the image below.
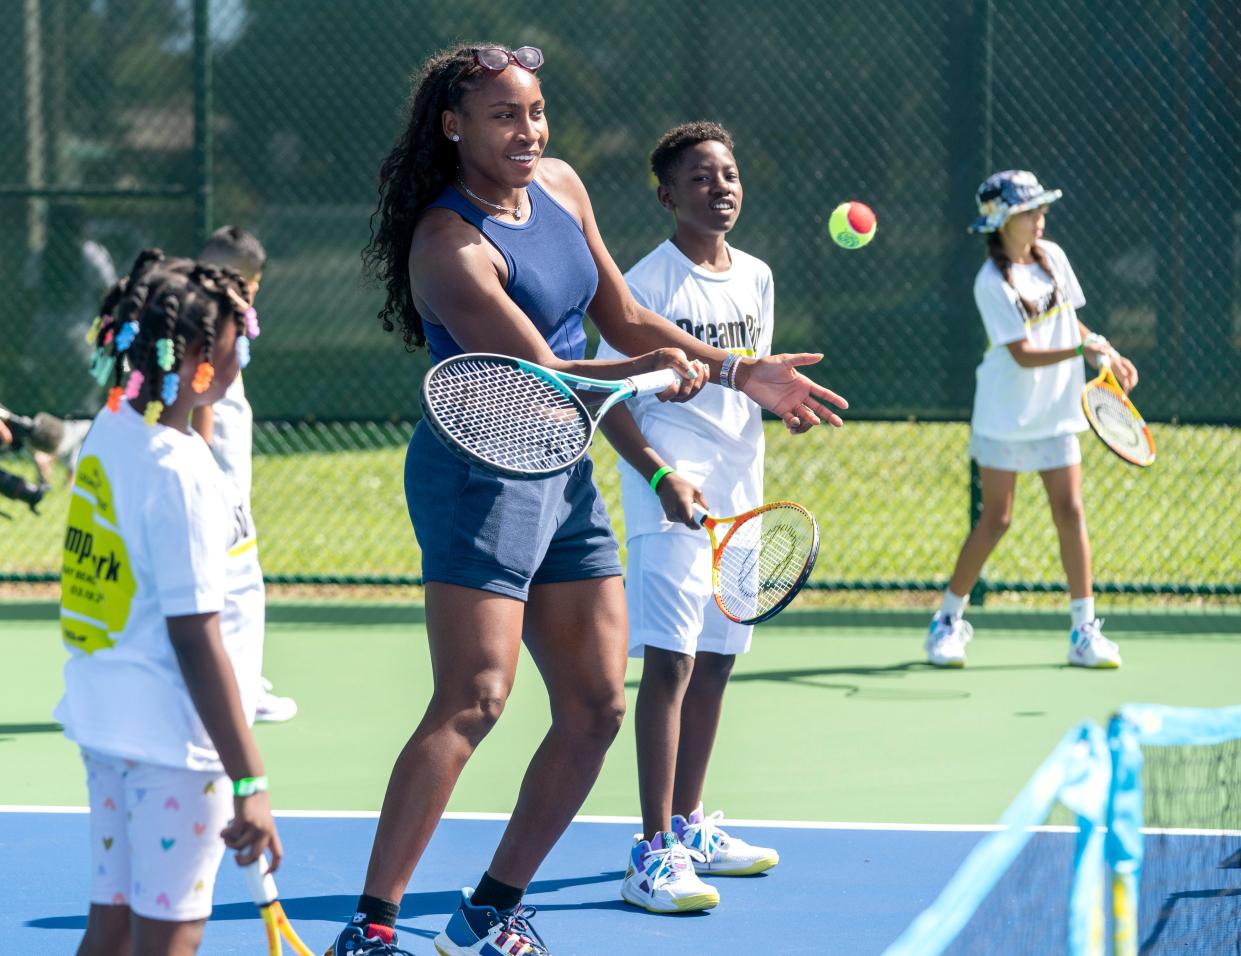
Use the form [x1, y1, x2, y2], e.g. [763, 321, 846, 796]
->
[649, 121, 736, 187]
[362, 43, 523, 351]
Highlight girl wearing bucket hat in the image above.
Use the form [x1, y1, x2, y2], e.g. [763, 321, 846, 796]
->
[925, 170, 1140, 670]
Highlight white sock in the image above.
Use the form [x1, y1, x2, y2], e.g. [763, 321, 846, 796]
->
[1070, 597, 1095, 629]
[941, 589, 968, 621]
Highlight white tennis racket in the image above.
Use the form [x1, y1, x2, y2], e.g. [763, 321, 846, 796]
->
[694, 501, 820, 625]
[420, 352, 681, 478]
[1081, 354, 1155, 467]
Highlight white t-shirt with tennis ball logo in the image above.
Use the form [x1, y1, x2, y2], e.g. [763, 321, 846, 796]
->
[971, 240, 1089, 442]
[56, 402, 264, 772]
[596, 239, 773, 540]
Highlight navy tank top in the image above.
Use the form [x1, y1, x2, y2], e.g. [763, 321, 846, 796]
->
[420, 179, 599, 363]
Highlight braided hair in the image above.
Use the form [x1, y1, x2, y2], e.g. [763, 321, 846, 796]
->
[87, 249, 253, 425]
[986, 232, 1061, 319]
[362, 43, 518, 351]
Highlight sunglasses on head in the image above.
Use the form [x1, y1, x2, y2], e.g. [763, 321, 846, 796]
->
[474, 46, 543, 73]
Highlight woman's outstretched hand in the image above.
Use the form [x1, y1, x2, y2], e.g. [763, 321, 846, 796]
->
[737, 353, 848, 433]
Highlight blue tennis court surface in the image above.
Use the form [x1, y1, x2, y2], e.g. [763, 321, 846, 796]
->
[4, 810, 988, 954]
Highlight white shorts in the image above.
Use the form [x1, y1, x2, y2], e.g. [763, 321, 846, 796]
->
[82, 748, 232, 922]
[625, 532, 753, 659]
[968, 432, 1081, 473]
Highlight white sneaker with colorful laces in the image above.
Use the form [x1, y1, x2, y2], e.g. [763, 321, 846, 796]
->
[925, 614, 972, 668]
[672, 807, 779, 876]
[621, 830, 719, 913]
[1068, 618, 1122, 668]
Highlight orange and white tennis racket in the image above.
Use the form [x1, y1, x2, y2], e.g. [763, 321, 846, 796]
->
[1081, 354, 1155, 467]
[243, 859, 315, 956]
[693, 501, 820, 624]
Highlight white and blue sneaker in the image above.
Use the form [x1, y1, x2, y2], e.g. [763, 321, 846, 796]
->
[325, 922, 415, 955]
[673, 807, 779, 876]
[1068, 618, 1121, 668]
[621, 830, 719, 912]
[925, 613, 972, 668]
[435, 888, 550, 955]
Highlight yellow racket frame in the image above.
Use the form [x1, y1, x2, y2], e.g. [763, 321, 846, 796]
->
[695, 500, 820, 625]
[245, 860, 315, 956]
[1081, 359, 1156, 467]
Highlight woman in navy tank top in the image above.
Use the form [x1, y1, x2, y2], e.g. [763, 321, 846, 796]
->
[330, 44, 849, 956]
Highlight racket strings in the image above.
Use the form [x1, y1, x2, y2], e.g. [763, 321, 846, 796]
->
[716, 510, 817, 620]
[1085, 385, 1149, 455]
[424, 360, 590, 472]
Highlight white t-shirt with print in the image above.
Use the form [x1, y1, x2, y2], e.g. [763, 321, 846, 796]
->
[210, 374, 253, 505]
[971, 240, 1089, 442]
[596, 239, 773, 540]
[56, 402, 264, 772]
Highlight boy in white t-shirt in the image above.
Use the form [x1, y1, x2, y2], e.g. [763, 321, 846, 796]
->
[597, 122, 779, 915]
[192, 226, 297, 724]
[62, 251, 280, 954]
[925, 170, 1142, 669]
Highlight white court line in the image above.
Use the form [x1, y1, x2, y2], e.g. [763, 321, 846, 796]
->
[1, 806, 1234, 836]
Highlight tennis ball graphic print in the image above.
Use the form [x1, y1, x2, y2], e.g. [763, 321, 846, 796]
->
[61, 456, 136, 653]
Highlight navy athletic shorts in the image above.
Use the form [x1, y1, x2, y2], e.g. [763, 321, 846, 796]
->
[405, 420, 622, 600]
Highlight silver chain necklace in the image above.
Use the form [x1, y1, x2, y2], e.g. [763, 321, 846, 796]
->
[456, 177, 525, 221]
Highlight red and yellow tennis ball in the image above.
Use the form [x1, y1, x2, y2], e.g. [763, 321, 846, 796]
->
[829, 201, 877, 249]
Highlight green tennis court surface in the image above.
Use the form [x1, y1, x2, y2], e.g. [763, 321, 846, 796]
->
[3, 602, 1238, 822]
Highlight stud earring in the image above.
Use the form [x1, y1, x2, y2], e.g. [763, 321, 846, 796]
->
[451, 134, 461, 142]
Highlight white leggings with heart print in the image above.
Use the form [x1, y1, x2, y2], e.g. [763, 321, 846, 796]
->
[82, 748, 232, 921]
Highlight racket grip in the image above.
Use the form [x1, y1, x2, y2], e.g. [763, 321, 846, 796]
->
[626, 368, 682, 396]
[243, 858, 278, 906]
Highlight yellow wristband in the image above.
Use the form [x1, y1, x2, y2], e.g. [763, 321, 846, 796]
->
[649, 466, 674, 493]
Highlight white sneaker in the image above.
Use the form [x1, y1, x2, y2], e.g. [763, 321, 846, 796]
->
[255, 677, 298, 723]
[925, 614, 972, 668]
[621, 831, 719, 913]
[673, 807, 779, 876]
[1068, 618, 1121, 669]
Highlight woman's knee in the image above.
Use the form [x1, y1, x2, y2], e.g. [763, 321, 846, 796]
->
[431, 677, 513, 747]
[1049, 495, 1085, 527]
[979, 508, 1012, 538]
[555, 689, 627, 743]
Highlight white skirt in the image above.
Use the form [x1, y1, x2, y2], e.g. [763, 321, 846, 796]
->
[968, 432, 1082, 473]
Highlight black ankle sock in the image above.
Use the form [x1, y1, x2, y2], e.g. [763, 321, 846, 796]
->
[353, 893, 400, 929]
[470, 872, 524, 912]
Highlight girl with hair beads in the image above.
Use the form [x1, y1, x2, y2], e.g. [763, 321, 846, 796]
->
[924, 171, 1140, 670]
[332, 43, 846, 956]
[58, 250, 276, 955]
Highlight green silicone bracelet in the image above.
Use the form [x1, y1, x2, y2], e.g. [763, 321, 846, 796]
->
[649, 466, 674, 493]
[1076, 343, 1084, 355]
[232, 775, 268, 798]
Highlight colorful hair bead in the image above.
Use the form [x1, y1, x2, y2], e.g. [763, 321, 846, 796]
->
[191, 362, 214, 393]
[143, 401, 164, 426]
[236, 335, 251, 369]
[106, 387, 123, 413]
[103, 328, 114, 346]
[244, 307, 260, 339]
[90, 350, 114, 385]
[115, 321, 140, 353]
[161, 371, 180, 405]
[156, 338, 175, 371]
[124, 370, 145, 400]
[85, 315, 103, 345]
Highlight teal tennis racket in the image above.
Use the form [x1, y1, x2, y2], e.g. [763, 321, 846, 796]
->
[420, 352, 680, 478]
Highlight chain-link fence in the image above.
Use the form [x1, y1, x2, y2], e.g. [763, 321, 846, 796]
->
[1, 0, 1238, 605]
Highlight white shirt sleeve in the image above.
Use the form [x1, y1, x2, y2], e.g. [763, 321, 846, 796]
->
[974, 269, 1029, 347]
[145, 468, 228, 617]
[1051, 243, 1086, 309]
